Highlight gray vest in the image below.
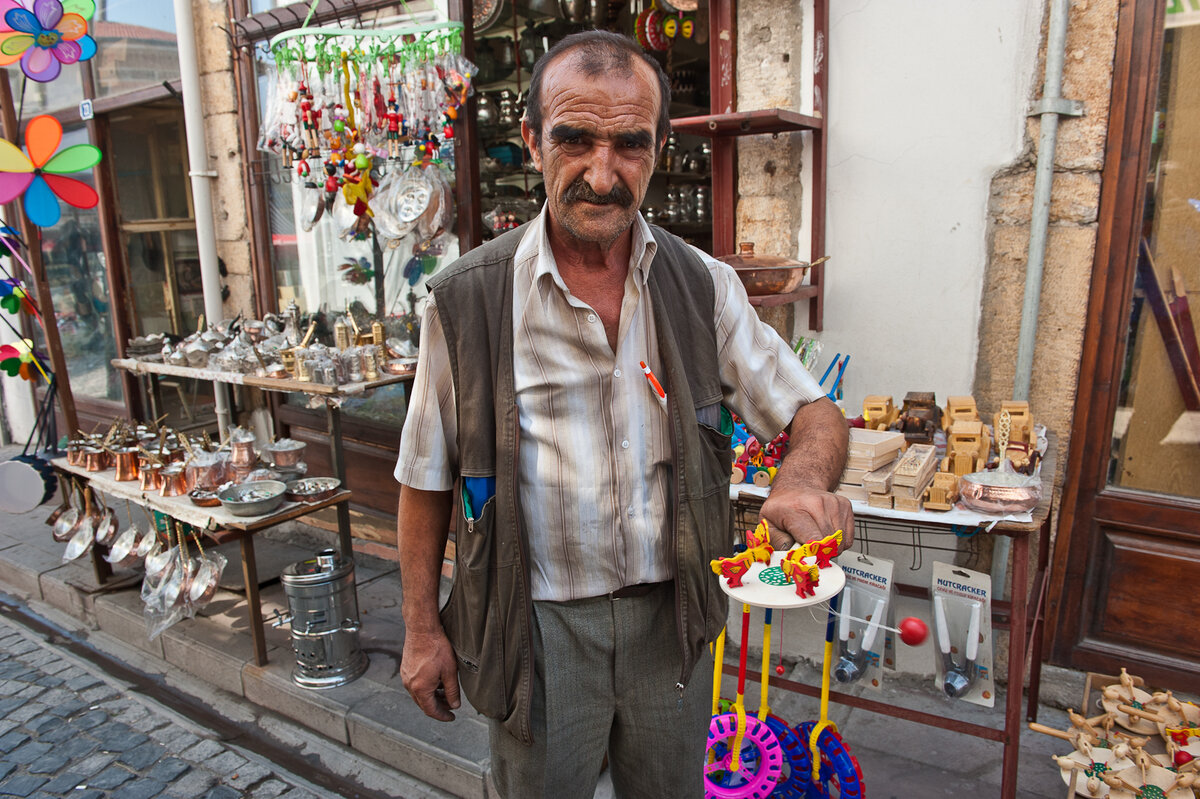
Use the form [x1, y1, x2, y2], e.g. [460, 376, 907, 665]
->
[428, 223, 733, 744]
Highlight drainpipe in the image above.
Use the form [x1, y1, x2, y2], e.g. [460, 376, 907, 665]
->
[173, 0, 231, 439]
[993, 0, 1083, 596]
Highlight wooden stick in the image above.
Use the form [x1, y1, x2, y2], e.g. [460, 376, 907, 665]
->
[1028, 722, 1073, 741]
[1117, 703, 1165, 723]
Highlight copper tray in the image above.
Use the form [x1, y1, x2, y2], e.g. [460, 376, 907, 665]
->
[285, 477, 341, 504]
[189, 489, 222, 507]
[958, 471, 1040, 514]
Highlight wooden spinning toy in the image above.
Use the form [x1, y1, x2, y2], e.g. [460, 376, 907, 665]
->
[704, 522, 928, 798]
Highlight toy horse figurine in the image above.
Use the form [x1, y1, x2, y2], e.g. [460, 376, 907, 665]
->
[801, 530, 843, 569]
[711, 551, 756, 588]
[780, 555, 820, 598]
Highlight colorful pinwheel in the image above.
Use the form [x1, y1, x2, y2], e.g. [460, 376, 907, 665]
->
[0, 278, 37, 318]
[0, 114, 101, 228]
[0, 0, 96, 83]
[0, 338, 45, 381]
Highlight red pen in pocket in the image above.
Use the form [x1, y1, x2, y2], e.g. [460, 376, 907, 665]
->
[640, 361, 668, 412]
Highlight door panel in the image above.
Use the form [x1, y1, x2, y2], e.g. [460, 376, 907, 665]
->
[1089, 524, 1200, 659]
[1049, 0, 1200, 692]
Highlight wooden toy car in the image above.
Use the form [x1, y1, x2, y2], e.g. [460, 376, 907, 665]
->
[942, 396, 980, 432]
[891, 391, 941, 446]
[923, 471, 960, 511]
[941, 420, 992, 477]
[862, 395, 899, 431]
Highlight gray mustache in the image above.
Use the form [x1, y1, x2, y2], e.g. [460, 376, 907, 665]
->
[562, 179, 634, 208]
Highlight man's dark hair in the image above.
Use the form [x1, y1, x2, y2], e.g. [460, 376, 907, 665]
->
[525, 30, 672, 149]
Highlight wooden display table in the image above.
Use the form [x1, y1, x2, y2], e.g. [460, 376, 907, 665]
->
[53, 457, 351, 667]
[112, 358, 414, 557]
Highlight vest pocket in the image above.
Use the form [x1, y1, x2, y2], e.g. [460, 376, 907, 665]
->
[440, 489, 511, 719]
[694, 403, 734, 500]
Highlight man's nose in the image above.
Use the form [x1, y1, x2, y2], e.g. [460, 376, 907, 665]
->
[583, 143, 619, 195]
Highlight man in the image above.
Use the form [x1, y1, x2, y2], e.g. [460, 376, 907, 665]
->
[394, 30, 852, 798]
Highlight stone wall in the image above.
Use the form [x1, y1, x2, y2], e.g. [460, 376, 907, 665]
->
[974, 0, 1118, 478]
[192, 0, 255, 320]
[734, 0, 807, 339]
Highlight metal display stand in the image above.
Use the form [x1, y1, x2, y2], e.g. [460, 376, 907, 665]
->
[111, 358, 414, 558]
[727, 436, 1056, 799]
[52, 457, 351, 667]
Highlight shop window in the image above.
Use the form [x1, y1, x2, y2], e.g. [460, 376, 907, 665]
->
[250, 24, 459, 428]
[91, 1, 181, 98]
[1, 66, 85, 117]
[1107, 21, 1200, 500]
[31, 126, 121, 403]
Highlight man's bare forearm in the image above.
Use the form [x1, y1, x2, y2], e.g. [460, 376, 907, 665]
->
[397, 485, 454, 635]
[773, 397, 848, 491]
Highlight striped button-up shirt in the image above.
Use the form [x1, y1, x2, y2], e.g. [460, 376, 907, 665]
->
[395, 210, 825, 601]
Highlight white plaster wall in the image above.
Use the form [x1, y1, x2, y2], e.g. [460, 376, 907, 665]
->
[818, 1, 1043, 412]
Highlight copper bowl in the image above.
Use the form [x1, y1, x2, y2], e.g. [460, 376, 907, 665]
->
[266, 441, 306, 468]
[958, 471, 1041, 514]
[383, 358, 417, 376]
[718, 242, 812, 296]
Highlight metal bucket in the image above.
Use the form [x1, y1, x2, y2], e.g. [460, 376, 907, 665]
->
[274, 549, 368, 689]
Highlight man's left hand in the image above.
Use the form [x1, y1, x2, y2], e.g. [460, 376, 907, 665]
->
[758, 485, 854, 553]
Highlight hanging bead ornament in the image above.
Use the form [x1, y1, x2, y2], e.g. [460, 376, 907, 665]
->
[258, 6, 474, 248]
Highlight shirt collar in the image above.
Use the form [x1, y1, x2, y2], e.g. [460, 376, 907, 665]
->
[518, 205, 659, 305]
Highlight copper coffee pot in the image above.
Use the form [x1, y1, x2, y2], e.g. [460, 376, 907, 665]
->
[84, 447, 113, 472]
[159, 464, 192, 498]
[139, 463, 164, 492]
[229, 439, 257, 469]
[113, 447, 140, 482]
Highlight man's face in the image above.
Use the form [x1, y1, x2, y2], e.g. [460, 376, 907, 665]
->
[522, 52, 661, 249]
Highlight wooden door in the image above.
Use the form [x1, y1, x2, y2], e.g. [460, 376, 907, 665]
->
[1049, 0, 1200, 692]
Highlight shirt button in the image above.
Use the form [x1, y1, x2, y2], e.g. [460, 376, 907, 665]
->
[621, 440, 630, 449]
[587, 313, 597, 323]
[614, 369, 622, 378]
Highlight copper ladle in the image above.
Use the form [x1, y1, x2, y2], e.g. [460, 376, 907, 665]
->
[51, 480, 82, 543]
[45, 473, 70, 526]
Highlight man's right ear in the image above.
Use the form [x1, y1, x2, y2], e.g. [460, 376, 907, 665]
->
[521, 119, 543, 172]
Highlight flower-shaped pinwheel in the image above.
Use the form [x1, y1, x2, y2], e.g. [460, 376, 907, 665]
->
[0, 338, 45, 381]
[0, 114, 100, 228]
[0, 278, 37, 318]
[0, 0, 96, 83]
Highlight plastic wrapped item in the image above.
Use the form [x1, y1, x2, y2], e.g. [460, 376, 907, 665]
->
[185, 551, 227, 616]
[958, 460, 1041, 514]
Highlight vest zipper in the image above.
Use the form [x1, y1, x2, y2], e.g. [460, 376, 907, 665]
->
[668, 382, 689, 694]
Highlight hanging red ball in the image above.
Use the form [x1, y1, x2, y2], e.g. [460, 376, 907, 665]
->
[898, 617, 929, 647]
[775, 664, 785, 676]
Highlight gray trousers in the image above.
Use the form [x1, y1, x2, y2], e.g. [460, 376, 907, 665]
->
[488, 582, 712, 799]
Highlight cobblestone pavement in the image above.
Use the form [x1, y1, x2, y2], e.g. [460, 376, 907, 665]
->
[0, 614, 330, 799]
